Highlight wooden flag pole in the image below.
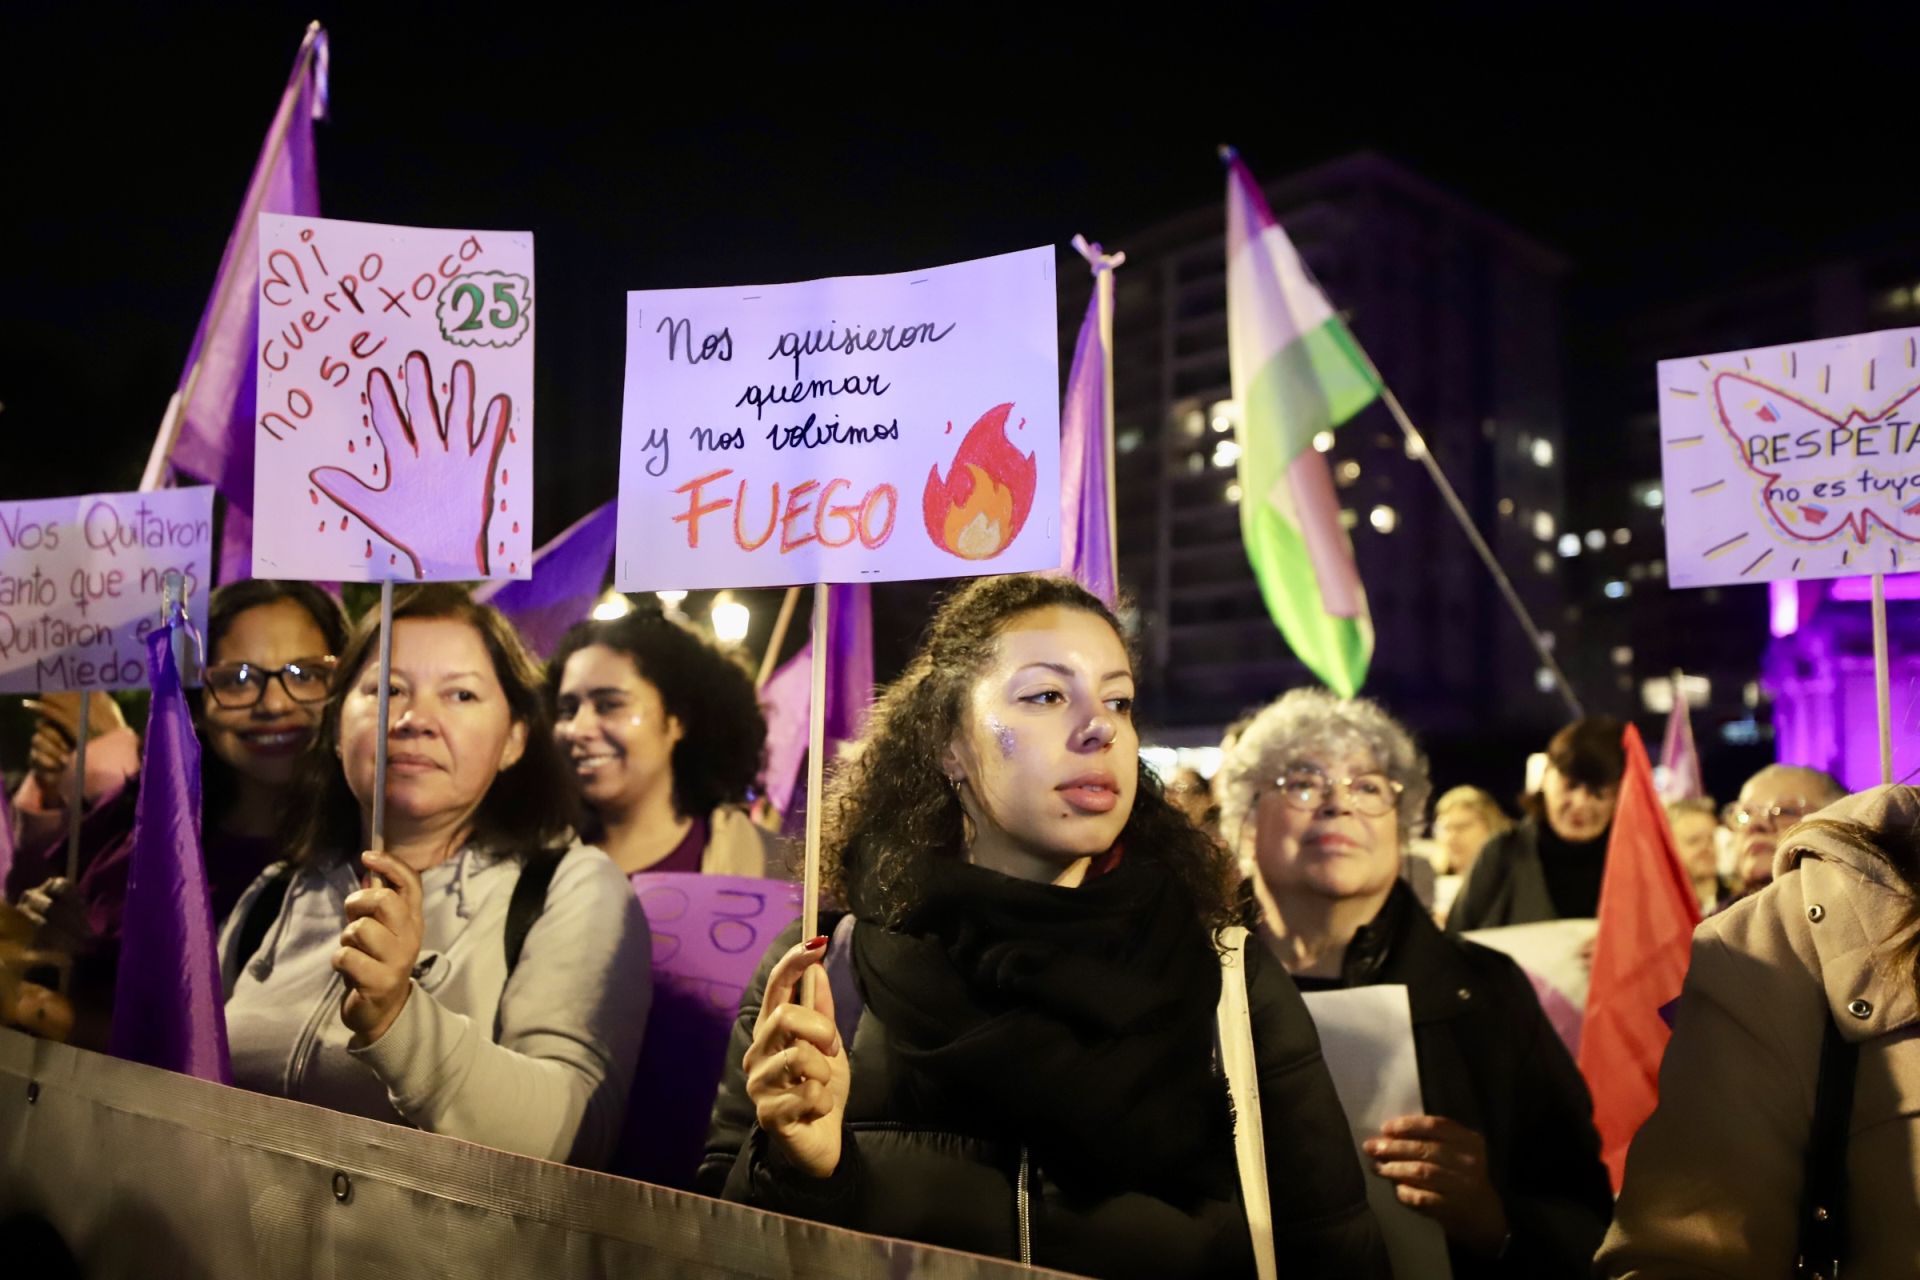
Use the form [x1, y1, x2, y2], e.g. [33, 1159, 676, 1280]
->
[756, 585, 803, 690]
[1872, 572, 1893, 786]
[369, 580, 396, 853]
[801, 584, 831, 1001]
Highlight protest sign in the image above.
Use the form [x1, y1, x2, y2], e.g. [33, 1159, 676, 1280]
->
[0, 488, 213, 693]
[253, 214, 535, 582]
[619, 873, 802, 1186]
[613, 247, 1060, 591]
[1300, 985, 1453, 1280]
[1658, 327, 1920, 587]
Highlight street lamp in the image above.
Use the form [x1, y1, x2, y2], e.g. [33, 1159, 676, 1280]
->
[711, 594, 751, 644]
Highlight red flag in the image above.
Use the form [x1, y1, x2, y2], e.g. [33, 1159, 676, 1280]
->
[1579, 723, 1701, 1188]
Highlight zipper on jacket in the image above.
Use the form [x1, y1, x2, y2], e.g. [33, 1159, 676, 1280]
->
[286, 972, 345, 1098]
[1016, 1144, 1032, 1266]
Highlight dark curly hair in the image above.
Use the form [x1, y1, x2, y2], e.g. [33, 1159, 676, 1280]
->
[822, 573, 1239, 937]
[546, 606, 767, 823]
[197, 579, 349, 833]
[283, 584, 577, 867]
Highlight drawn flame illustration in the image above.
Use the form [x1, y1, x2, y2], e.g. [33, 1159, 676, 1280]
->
[922, 403, 1037, 560]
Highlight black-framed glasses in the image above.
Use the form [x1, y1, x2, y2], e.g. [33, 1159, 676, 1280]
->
[1270, 767, 1403, 818]
[1721, 799, 1814, 833]
[204, 657, 338, 709]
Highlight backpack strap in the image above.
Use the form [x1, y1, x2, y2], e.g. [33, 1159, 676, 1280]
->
[1795, 1014, 1860, 1279]
[234, 867, 294, 971]
[503, 853, 563, 977]
[1215, 925, 1278, 1280]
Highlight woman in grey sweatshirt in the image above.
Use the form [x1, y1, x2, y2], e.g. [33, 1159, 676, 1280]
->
[221, 586, 650, 1169]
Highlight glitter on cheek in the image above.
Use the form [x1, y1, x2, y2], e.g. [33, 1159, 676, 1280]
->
[985, 716, 1017, 760]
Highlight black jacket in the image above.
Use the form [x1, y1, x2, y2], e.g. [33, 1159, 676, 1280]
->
[1445, 819, 1556, 933]
[700, 917, 1389, 1280]
[1341, 881, 1613, 1277]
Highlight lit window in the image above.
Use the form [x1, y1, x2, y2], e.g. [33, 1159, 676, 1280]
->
[1611, 646, 1633, 666]
[1534, 551, 1554, 574]
[1185, 452, 1206, 475]
[1209, 400, 1237, 433]
[1628, 564, 1647, 581]
[1744, 681, 1762, 708]
[1557, 533, 1580, 557]
[1584, 529, 1606, 551]
[1336, 460, 1362, 486]
[1224, 481, 1243, 504]
[1532, 511, 1555, 541]
[1369, 504, 1398, 533]
[1117, 427, 1145, 454]
[1603, 579, 1629, 599]
[1211, 439, 1242, 469]
[1634, 483, 1664, 509]
[1182, 409, 1206, 438]
[1531, 438, 1555, 468]
[1612, 527, 1631, 545]
[1212, 415, 1233, 434]
[1535, 668, 1556, 693]
[1498, 498, 1515, 517]
[1403, 435, 1427, 460]
[1339, 508, 1359, 529]
[1313, 431, 1336, 453]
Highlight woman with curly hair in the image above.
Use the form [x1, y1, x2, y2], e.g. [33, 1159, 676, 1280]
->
[547, 607, 777, 877]
[700, 573, 1385, 1279]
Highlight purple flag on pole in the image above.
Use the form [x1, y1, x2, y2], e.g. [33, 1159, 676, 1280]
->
[759, 583, 874, 815]
[147, 25, 327, 584]
[476, 501, 617, 658]
[1059, 270, 1119, 605]
[1657, 686, 1704, 804]
[109, 626, 232, 1084]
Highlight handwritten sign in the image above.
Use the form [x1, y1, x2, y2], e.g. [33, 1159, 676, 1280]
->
[253, 214, 535, 583]
[616, 872, 802, 1187]
[1658, 327, 1920, 586]
[614, 247, 1060, 590]
[0, 487, 213, 693]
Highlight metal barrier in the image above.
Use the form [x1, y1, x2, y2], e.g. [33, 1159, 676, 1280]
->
[0, 1029, 1071, 1279]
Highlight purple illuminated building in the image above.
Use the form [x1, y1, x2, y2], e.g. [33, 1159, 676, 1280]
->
[1766, 576, 1920, 790]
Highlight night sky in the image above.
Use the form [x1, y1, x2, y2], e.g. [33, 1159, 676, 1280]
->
[5, 3, 1916, 661]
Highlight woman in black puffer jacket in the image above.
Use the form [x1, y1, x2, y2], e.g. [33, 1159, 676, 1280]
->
[698, 574, 1386, 1280]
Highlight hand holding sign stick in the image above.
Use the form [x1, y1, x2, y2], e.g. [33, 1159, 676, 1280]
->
[311, 352, 511, 581]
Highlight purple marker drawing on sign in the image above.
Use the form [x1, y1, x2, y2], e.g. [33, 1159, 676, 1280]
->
[310, 351, 511, 579]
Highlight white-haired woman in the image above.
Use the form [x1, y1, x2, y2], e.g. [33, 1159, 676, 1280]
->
[1218, 688, 1612, 1279]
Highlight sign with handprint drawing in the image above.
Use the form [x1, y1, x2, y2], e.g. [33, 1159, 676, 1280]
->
[252, 214, 534, 582]
[614, 247, 1059, 591]
[1658, 327, 1920, 588]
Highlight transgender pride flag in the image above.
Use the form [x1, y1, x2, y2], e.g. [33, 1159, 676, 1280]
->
[1223, 148, 1379, 697]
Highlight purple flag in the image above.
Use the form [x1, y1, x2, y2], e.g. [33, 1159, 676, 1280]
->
[1059, 242, 1120, 605]
[145, 25, 326, 584]
[613, 872, 802, 1187]
[759, 583, 874, 815]
[476, 501, 617, 658]
[109, 626, 232, 1084]
[1657, 685, 1705, 804]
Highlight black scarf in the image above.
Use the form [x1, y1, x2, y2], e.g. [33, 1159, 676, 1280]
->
[849, 846, 1231, 1201]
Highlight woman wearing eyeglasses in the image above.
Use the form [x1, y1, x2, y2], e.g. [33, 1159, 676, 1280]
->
[6, 580, 347, 1044]
[1217, 688, 1612, 1278]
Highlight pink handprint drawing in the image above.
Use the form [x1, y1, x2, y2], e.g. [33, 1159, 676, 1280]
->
[312, 351, 511, 579]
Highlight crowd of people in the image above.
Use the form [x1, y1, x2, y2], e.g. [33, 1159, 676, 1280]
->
[2, 570, 1915, 1278]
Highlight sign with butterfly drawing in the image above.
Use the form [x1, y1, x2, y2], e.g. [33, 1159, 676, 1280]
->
[1657, 327, 1920, 588]
[252, 214, 535, 583]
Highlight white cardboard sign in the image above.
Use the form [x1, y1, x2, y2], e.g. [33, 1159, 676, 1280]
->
[253, 214, 535, 582]
[613, 247, 1060, 591]
[1657, 327, 1920, 586]
[0, 487, 214, 692]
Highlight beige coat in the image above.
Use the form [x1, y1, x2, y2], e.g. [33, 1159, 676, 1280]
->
[700, 805, 790, 878]
[1598, 784, 1920, 1279]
